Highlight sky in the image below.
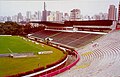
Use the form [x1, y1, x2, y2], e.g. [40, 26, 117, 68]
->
[0, 0, 119, 17]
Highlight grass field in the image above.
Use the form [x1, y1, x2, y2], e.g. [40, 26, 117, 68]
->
[0, 36, 65, 77]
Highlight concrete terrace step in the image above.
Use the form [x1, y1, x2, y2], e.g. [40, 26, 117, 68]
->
[55, 30, 120, 77]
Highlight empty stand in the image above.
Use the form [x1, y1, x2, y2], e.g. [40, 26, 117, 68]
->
[31, 30, 59, 39]
[31, 30, 102, 48]
[55, 30, 120, 77]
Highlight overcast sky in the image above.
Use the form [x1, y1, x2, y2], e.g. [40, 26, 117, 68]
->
[0, 0, 119, 17]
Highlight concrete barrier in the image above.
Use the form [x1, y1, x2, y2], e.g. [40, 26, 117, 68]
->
[41, 51, 80, 77]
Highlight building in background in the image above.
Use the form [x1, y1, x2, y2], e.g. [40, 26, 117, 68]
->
[0, 16, 4, 22]
[63, 13, 69, 21]
[108, 5, 117, 20]
[12, 15, 18, 22]
[83, 15, 91, 20]
[17, 12, 23, 22]
[92, 14, 100, 20]
[99, 13, 108, 20]
[3, 16, 7, 22]
[92, 13, 108, 20]
[42, 2, 47, 21]
[102, 13, 108, 20]
[38, 11, 41, 21]
[47, 11, 63, 22]
[7, 16, 12, 21]
[26, 11, 31, 21]
[26, 11, 41, 21]
[56, 11, 63, 22]
[70, 9, 81, 21]
[47, 12, 56, 21]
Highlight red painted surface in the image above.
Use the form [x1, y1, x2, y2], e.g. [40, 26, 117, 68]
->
[41, 51, 80, 77]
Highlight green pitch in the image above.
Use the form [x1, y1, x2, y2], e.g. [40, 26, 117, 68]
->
[0, 36, 65, 77]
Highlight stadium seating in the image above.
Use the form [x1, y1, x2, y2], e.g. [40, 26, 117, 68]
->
[51, 32, 86, 44]
[30, 30, 102, 48]
[55, 30, 120, 77]
[31, 30, 59, 39]
[29, 29, 120, 77]
[67, 34, 102, 47]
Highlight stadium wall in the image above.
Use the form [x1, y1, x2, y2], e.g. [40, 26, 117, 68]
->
[6, 52, 68, 77]
[40, 50, 80, 77]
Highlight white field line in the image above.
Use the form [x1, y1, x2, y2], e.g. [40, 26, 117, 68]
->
[8, 48, 13, 53]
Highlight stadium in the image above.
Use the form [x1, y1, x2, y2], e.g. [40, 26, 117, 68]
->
[0, 20, 120, 77]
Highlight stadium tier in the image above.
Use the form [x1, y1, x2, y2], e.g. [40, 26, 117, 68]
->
[31, 30, 59, 39]
[67, 34, 102, 47]
[30, 30, 102, 48]
[55, 30, 120, 77]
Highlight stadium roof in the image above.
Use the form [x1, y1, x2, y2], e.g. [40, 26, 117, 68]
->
[30, 20, 113, 27]
[64, 20, 113, 26]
